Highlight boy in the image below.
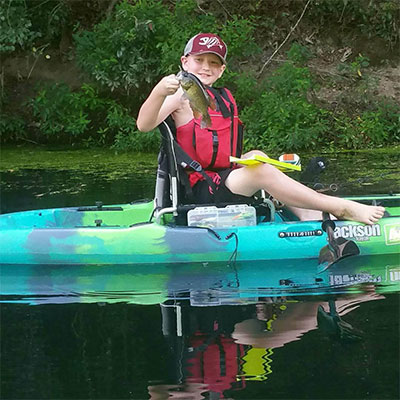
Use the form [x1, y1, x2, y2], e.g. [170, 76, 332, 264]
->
[137, 33, 384, 225]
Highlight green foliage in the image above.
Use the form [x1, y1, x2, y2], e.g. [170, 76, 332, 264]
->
[286, 42, 313, 65]
[241, 51, 330, 152]
[338, 54, 370, 79]
[27, 82, 158, 150]
[220, 70, 261, 110]
[0, 0, 71, 54]
[156, 0, 217, 74]
[330, 101, 400, 149]
[219, 16, 260, 61]
[0, 0, 40, 53]
[2, 0, 400, 153]
[240, 42, 400, 153]
[242, 93, 330, 152]
[112, 128, 160, 153]
[30, 83, 97, 138]
[106, 104, 160, 152]
[309, 0, 399, 47]
[74, 0, 261, 95]
[377, 101, 400, 142]
[0, 113, 27, 142]
[159, 8, 260, 74]
[74, 0, 172, 92]
[27, 0, 70, 42]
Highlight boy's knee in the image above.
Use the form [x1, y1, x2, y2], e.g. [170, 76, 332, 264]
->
[247, 163, 275, 182]
[244, 149, 269, 158]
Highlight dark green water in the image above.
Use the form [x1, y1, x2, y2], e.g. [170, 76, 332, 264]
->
[0, 147, 399, 399]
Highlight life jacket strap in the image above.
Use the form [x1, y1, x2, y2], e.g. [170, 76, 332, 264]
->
[207, 87, 232, 118]
[171, 139, 217, 193]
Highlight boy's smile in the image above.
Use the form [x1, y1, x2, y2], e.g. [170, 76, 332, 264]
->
[181, 53, 225, 86]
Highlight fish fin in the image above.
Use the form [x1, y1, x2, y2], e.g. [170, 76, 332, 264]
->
[209, 96, 217, 111]
[201, 114, 212, 128]
[193, 109, 202, 120]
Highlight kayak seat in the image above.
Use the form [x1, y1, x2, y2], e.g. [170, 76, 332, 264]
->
[155, 117, 273, 225]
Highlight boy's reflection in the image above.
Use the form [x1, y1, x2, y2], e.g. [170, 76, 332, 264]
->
[148, 294, 380, 399]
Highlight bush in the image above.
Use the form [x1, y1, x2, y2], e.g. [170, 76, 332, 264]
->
[107, 104, 160, 152]
[330, 101, 400, 149]
[0, 0, 73, 54]
[27, 82, 159, 150]
[74, 0, 261, 96]
[74, 0, 171, 93]
[112, 128, 160, 153]
[29, 83, 102, 139]
[240, 45, 330, 152]
[308, 0, 399, 47]
[0, 0, 40, 53]
[0, 113, 27, 142]
[242, 91, 330, 152]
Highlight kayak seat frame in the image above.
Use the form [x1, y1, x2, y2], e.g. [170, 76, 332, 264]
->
[155, 117, 275, 225]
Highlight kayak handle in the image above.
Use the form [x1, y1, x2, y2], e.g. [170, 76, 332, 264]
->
[155, 206, 178, 223]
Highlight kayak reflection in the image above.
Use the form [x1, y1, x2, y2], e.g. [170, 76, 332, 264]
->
[0, 255, 398, 399]
[0, 254, 398, 305]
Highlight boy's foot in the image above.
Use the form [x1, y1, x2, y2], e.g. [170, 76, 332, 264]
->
[336, 201, 385, 225]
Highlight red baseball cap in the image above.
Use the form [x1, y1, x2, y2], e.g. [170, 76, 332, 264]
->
[183, 33, 228, 64]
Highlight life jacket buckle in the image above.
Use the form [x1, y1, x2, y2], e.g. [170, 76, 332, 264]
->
[189, 160, 202, 172]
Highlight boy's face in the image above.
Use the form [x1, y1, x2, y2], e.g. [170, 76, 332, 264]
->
[181, 53, 226, 86]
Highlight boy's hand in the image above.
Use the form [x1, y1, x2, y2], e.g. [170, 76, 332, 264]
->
[157, 74, 180, 96]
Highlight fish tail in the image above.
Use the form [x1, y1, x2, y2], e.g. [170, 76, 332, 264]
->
[201, 113, 212, 128]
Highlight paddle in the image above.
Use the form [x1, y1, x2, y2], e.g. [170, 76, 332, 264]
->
[318, 213, 360, 270]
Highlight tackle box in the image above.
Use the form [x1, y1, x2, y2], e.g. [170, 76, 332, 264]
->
[187, 204, 256, 228]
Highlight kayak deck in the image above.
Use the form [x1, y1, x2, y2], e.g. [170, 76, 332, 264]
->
[0, 201, 154, 229]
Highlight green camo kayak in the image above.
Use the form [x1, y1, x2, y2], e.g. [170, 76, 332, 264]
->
[0, 194, 399, 265]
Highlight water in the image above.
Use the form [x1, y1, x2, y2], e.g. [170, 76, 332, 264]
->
[1, 148, 399, 399]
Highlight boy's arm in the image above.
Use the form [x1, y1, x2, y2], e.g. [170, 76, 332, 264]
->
[137, 74, 181, 132]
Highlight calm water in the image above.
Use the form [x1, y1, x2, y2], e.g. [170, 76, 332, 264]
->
[1, 148, 399, 399]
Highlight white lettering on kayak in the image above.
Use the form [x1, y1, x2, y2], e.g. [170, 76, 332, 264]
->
[389, 268, 400, 282]
[333, 224, 381, 241]
[384, 224, 400, 245]
[329, 273, 382, 286]
[278, 229, 323, 238]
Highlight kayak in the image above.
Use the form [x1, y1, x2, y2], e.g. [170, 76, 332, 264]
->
[0, 194, 399, 266]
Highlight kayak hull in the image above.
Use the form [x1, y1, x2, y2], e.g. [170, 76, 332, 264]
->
[1, 196, 399, 265]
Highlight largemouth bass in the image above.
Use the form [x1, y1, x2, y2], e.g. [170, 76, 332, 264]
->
[176, 70, 216, 128]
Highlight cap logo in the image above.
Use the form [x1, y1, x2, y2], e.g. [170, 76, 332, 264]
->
[198, 36, 223, 50]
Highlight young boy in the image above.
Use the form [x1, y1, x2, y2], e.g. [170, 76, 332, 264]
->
[137, 33, 385, 225]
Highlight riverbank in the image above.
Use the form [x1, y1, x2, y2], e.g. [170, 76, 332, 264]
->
[1, 145, 399, 173]
[1, 147, 399, 210]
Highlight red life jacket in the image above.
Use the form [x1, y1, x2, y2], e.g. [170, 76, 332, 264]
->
[176, 87, 243, 173]
[186, 332, 246, 394]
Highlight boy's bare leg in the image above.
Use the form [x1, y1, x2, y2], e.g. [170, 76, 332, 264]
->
[285, 206, 323, 221]
[225, 163, 385, 225]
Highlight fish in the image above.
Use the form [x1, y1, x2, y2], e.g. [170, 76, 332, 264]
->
[176, 70, 216, 128]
